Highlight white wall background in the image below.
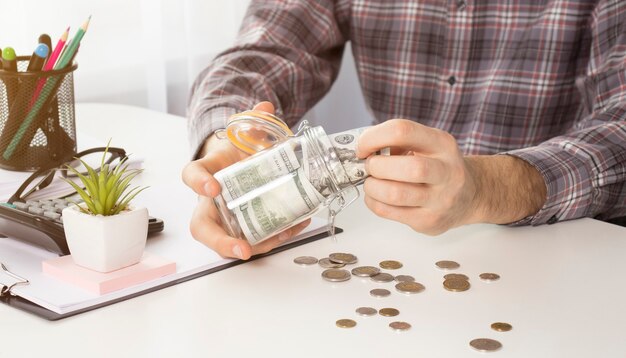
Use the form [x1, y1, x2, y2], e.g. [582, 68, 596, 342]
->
[0, 0, 373, 134]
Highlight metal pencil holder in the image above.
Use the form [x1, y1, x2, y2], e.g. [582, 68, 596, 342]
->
[0, 56, 78, 171]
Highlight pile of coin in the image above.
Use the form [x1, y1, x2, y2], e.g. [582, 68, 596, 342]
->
[294, 254, 510, 350]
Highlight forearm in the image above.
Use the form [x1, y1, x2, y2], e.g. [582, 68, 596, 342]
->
[465, 155, 547, 225]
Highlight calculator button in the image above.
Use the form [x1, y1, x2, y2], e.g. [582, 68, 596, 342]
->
[13, 202, 29, 211]
[28, 207, 44, 215]
[44, 211, 61, 220]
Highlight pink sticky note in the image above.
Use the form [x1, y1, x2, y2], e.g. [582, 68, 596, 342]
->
[42, 253, 176, 295]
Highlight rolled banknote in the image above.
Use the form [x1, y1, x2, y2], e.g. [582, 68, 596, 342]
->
[327, 127, 390, 186]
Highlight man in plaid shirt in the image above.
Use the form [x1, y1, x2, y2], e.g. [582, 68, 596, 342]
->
[183, 0, 626, 260]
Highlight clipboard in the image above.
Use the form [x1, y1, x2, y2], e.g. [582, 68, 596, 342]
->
[0, 227, 341, 321]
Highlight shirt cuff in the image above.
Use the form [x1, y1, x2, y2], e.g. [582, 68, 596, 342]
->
[188, 107, 239, 160]
[502, 145, 594, 226]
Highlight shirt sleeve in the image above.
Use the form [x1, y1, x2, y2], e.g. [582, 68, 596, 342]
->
[505, 2, 626, 225]
[187, 0, 349, 158]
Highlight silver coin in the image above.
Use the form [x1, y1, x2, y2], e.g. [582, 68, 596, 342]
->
[370, 288, 391, 298]
[321, 269, 351, 282]
[371, 272, 395, 283]
[394, 275, 415, 282]
[293, 256, 318, 266]
[351, 266, 381, 277]
[469, 338, 502, 352]
[319, 257, 346, 269]
[329, 252, 358, 265]
[356, 307, 378, 316]
[389, 321, 411, 331]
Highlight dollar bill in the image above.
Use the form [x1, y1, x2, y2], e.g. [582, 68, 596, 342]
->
[233, 169, 324, 245]
[214, 142, 300, 202]
[327, 127, 390, 186]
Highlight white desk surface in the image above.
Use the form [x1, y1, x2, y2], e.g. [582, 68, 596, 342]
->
[2, 103, 626, 358]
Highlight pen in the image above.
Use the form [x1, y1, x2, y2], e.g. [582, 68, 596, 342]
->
[27, 43, 49, 72]
[3, 16, 91, 160]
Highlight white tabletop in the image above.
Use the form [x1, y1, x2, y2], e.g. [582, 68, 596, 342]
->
[2, 103, 626, 358]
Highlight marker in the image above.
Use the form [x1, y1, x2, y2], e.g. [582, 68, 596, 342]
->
[1, 47, 17, 72]
[26, 44, 49, 72]
[1, 47, 18, 105]
[38, 34, 52, 62]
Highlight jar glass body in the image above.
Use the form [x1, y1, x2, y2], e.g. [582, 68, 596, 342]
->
[213, 126, 352, 245]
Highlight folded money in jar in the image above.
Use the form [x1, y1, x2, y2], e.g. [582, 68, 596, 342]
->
[212, 110, 389, 246]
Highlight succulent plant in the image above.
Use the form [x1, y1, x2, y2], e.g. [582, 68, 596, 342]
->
[64, 145, 147, 216]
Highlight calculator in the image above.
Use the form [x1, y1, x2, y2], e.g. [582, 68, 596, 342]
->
[0, 197, 164, 255]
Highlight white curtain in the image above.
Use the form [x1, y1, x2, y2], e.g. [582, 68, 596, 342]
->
[0, 0, 372, 131]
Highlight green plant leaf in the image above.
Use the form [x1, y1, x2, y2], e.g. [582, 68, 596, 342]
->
[112, 186, 149, 215]
[62, 179, 97, 214]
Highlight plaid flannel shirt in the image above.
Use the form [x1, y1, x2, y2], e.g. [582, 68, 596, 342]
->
[188, 0, 626, 225]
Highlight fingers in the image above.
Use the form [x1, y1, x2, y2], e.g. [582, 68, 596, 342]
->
[253, 101, 275, 114]
[365, 155, 446, 184]
[363, 177, 429, 207]
[249, 219, 312, 256]
[357, 119, 453, 158]
[182, 156, 225, 197]
[190, 198, 254, 259]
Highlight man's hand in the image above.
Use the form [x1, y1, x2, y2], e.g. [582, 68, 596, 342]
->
[357, 119, 546, 235]
[182, 102, 309, 259]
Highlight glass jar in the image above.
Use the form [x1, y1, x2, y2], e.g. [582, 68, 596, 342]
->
[213, 111, 359, 246]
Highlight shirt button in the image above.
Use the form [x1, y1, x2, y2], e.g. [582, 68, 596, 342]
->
[457, 0, 467, 11]
[447, 76, 456, 86]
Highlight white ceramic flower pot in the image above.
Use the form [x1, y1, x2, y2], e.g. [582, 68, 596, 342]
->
[62, 205, 149, 273]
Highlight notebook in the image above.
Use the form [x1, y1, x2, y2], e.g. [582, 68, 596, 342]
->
[0, 182, 337, 320]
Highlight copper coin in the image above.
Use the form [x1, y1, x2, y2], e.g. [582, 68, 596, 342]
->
[379, 260, 403, 270]
[444, 273, 469, 281]
[395, 281, 425, 294]
[435, 260, 460, 270]
[336, 319, 357, 328]
[379, 308, 400, 317]
[480, 273, 501, 282]
[329, 252, 358, 265]
[443, 278, 470, 292]
[491, 322, 513, 332]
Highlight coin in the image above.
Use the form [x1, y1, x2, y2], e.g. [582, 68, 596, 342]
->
[322, 269, 351, 282]
[370, 288, 391, 298]
[469, 338, 502, 352]
[395, 281, 425, 294]
[336, 319, 357, 328]
[329, 252, 358, 265]
[394, 275, 415, 282]
[379, 260, 403, 270]
[480, 273, 501, 282]
[379, 308, 400, 317]
[293, 256, 318, 266]
[443, 278, 470, 292]
[444, 273, 469, 281]
[355, 307, 377, 316]
[389, 321, 411, 331]
[371, 272, 395, 283]
[351, 266, 381, 277]
[491, 322, 513, 332]
[318, 258, 346, 269]
[435, 260, 460, 270]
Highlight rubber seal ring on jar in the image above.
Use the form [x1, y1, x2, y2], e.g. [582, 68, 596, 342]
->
[215, 110, 294, 155]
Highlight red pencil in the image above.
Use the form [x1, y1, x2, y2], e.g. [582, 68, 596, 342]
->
[30, 27, 70, 107]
